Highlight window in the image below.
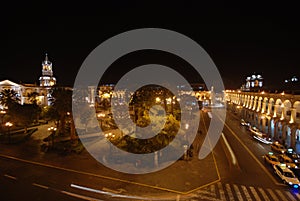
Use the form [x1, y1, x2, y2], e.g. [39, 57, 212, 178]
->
[284, 172, 295, 178]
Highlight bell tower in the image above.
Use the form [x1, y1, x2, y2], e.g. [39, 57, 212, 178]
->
[39, 53, 56, 87]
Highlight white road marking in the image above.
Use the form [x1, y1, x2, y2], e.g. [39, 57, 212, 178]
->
[250, 186, 262, 201]
[241, 185, 252, 201]
[275, 189, 288, 201]
[225, 184, 234, 200]
[4, 174, 17, 180]
[71, 183, 169, 200]
[258, 187, 270, 201]
[233, 184, 243, 201]
[32, 183, 49, 189]
[285, 191, 297, 201]
[221, 133, 237, 165]
[217, 182, 226, 200]
[210, 184, 216, 197]
[267, 188, 279, 201]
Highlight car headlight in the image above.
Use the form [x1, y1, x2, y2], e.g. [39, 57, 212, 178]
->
[281, 150, 285, 153]
[295, 160, 298, 163]
[289, 182, 293, 185]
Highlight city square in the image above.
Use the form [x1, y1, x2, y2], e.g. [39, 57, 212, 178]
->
[1, 1, 300, 201]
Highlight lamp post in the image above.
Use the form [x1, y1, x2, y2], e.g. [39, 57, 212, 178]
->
[48, 126, 57, 147]
[97, 113, 105, 128]
[5, 122, 13, 143]
[105, 132, 115, 155]
[185, 123, 189, 142]
[0, 110, 6, 133]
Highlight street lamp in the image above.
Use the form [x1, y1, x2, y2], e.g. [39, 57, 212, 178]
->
[48, 126, 57, 147]
[0, 110, 6, 133]
[5, 122, 13, 143]
[98, 113, 105, 128]
[105, 132, 115, 155]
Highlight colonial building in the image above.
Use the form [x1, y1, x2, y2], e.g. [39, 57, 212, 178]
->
[39, 53, 56, 87]
[0, 54, 56, 108]
[241, 73, 264, 92]
[226, 90, 300, 153]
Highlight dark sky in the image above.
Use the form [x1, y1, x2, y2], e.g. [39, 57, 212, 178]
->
[1, 1, 300, 89]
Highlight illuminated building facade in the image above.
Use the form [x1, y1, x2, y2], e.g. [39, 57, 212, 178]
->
[0, 54, 56, 108]
[241, 73, 264, 92]
[39, 53, 56, 87]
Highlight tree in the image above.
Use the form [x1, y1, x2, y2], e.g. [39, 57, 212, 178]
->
[12, 103, 38, 133]
[0, 89, 20, 111]
[27, 92, 41, 121]
[48, 87, 77, 142]
[42, 105, 59, 122]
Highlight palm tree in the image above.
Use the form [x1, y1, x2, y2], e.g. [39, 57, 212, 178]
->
[0, 89, 20, 110]
[49, 87, 77, 142]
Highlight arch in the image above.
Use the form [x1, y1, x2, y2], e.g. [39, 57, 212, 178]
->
[252, 96, 258, 110]
[268, 98, 275, 115]
[283, 99, 292, 120]
[275, 99, 283, 117]
[293, 101, 300, 123]
[256, 96, 263, 112]
[262, 97, 268, 113]
[293, 101, 300, 111]
[275, 98, 283, 105]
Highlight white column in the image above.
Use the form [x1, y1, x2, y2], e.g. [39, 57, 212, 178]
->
[289, 108, 297, 123]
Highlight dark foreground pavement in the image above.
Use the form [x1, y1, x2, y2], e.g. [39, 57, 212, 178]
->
[0, 129, 219, 201]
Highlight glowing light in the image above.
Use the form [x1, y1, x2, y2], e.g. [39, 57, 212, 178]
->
[5, 122, 13, 127]
[97, 113, 105, 118]
[47, 126, 57, 131]
[102, 93, 111, 99]
[185, 123, 189, 130]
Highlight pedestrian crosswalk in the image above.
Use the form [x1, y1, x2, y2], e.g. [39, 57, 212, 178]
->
[187, 182, 300, 201]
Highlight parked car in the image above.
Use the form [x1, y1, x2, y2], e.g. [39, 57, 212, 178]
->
[271, 141, 287, 154]
[249, 126, 272, 144]
[273, 163, 300, 188]
[278, 154, 299, 169]
[240, 119, 250, 127]
[286, 148, 300, 163]
[263, 152, 280, 166]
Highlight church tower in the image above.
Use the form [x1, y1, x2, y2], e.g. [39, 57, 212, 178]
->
[39, 53, 56, 87]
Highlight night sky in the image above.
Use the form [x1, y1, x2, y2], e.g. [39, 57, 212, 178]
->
[1, 1, 300, 90]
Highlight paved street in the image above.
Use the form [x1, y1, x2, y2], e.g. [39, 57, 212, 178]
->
[1, 110, 300, 200]
[188, 182, 300, 201]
